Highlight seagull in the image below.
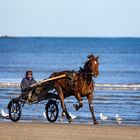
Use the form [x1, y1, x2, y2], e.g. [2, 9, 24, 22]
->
[115, 113, 122, 123]
[100, 113, 108, 120]
[59, 112, 76, 122]
[69, 112, 77, 120]
[43, 112, 47, 119]
[1, 109, 9, 118]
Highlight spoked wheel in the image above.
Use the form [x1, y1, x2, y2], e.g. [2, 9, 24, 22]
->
[8, 99, 21, 122]
[45, 100, 59, 122]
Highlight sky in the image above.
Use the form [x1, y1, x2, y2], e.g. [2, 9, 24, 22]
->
[0, 0, 140, 37]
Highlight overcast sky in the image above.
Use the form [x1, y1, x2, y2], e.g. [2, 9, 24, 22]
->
[0, 0, 140, 37]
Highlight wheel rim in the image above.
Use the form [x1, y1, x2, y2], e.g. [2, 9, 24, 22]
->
[47, 104, 57, 120]
[46, 101, 58, 122]
[9, 101, 21, 121]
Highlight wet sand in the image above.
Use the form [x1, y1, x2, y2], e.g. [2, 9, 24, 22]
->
[0, 122, 140, 140]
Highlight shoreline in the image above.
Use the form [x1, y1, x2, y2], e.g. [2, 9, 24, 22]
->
[0, 122, 140, 140]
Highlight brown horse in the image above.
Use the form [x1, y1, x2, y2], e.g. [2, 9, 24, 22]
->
[50, 54, 99, 125]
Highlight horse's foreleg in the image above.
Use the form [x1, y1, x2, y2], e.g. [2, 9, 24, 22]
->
[86, 94, 98, 125]
[73, 92, 83, 111]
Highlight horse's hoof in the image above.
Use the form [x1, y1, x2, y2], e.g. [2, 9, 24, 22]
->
[68, 117, 72, 123]
[73, 104, 79, 111]
[94, 121, 99, 125]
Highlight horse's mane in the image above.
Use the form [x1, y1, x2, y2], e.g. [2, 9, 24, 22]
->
[78, 67, 84, 73]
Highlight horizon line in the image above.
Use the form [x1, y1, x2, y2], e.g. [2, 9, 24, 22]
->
[0, 35, 140, 38]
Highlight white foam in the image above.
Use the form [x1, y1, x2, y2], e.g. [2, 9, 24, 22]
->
[95, 83, 140, 90]
[0, 82, 140, 90]
[0, 82, 19, 88]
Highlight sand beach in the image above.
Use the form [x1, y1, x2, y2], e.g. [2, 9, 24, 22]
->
[0, 38, 140, 139]
[0, 122, 140, 140]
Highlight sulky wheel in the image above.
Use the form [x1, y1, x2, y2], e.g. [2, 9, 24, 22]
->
[8, 99, 21, 122]
[45, 100, 59, 122]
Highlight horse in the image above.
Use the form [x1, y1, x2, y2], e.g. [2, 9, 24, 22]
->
[50, 54, 99, 125]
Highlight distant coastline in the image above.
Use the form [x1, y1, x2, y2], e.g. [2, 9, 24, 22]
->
[0, 35, 16, 38]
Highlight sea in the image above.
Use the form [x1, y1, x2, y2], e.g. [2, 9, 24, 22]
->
[0, 37, 140, 125]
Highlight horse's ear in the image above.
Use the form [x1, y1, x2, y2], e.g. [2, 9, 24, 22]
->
[79, 67, 83, 70]
[96, 55, 99, 60]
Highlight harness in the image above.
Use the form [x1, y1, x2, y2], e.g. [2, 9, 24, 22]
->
[56, 70, 93, 93]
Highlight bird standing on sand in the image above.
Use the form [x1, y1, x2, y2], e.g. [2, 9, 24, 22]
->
[69, 112, 77, 120]
[115, 113, 122, 124]
[1, 109, 9, 118]
[43, 112, 47, 119]
[99, 113, 108, 120]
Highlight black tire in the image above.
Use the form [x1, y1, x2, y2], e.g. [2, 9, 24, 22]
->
[45, 100, 59, 122]
[8, 99, 21, 122]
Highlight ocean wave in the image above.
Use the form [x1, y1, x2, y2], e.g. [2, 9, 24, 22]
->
[95, 83, 140, 90]
[0, 82, 19, 88]
[0, 82, 140, 90]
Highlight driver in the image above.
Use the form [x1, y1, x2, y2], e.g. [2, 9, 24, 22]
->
[20, 70, 37, 101]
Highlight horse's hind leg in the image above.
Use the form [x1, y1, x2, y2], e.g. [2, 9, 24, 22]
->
[56, 87, 72, 122]
[86, 93, 98, 125]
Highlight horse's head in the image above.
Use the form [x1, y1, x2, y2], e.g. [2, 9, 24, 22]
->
[84, 54, 99, 78]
